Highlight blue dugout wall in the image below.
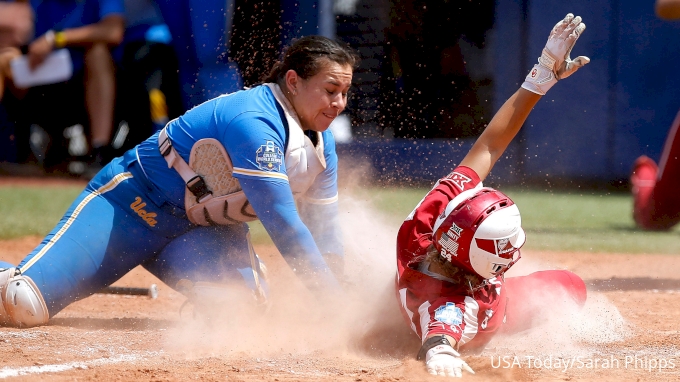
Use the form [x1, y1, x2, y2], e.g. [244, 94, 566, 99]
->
[337, 1, 680, 186]
[494, 0, 680, 185]
[154, 0, 334, 109]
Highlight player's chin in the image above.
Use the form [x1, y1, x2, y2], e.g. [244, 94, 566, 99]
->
[311, 118, 334, 132]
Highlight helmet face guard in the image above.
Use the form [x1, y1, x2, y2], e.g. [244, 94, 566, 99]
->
[432, 187, 526, 279]
[488, 250, 522, 276]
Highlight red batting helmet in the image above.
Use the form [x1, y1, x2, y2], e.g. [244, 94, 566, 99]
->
[432, 187, 526, 279]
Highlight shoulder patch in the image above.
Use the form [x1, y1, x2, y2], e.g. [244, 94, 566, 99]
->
[443, 171, 472, 191]
[256, 140, 284, 172]
[434, 302, 463, 326]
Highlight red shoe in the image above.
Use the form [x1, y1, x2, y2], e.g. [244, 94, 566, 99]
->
[630, 155, 658, 228]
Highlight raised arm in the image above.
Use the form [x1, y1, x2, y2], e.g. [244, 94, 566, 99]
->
[459, 89, 540, 181]
[460, 13, 589, 182]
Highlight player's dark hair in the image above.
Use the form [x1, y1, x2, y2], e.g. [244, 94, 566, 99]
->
[424, 245, 484, 288]
[263, 35, 359, 83]
[425, 244, 457, 278]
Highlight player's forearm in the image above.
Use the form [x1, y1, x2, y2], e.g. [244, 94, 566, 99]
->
[272, 220, 340, 285]
[459, 88, 541, 181]
[656, 0, 680, 19]
[270, 219, 330, 271]
[54, 16, 125, 47]
[299, 201, 344, 278]
[239, 178, 341, 290]
[461, 14, 589, 181]
[298, 201, 344, 257]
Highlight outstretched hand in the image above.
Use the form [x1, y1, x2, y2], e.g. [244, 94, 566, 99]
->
[425, 345, 476, 378]
[522, 13, 590, 95]
[546, 13, 590, 79]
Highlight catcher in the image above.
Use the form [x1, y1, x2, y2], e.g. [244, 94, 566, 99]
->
[397, 14, 590, 377]
[0, 35, 355, 327]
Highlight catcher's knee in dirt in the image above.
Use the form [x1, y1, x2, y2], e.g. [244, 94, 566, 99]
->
[0, 267, 49, 327]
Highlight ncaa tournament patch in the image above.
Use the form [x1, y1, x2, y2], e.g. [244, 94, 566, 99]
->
[434, 302, 463, 326]
[444, 171, 472, 191]
[256, 140, 284, 172]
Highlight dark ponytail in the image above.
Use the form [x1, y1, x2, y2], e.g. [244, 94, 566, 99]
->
[263, 35, 359, 83]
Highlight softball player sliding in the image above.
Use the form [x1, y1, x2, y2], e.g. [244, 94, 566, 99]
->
[0, 36, 357, 327]
[396, 14, 591, 377]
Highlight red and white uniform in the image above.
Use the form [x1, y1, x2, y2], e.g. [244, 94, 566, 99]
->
[396, 166, 586, 351]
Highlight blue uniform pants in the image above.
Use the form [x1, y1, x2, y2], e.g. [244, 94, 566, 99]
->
[16, 151, 265, 316]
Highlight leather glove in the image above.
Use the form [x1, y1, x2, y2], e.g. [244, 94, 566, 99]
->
[522, 13, 590, 95]
[425, 344, 475, 377]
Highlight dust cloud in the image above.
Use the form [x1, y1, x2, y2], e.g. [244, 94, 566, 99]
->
[489, 256, 630, 359]
[161, 159, 628, 366]
[162, 160, 418, 360]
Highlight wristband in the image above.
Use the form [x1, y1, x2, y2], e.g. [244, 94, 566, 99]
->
[54, 31, 67, 48]
[537, 48, 557, 72]
[44, 30, 55, 47]
[521, 53, 557, 96]
[416, 335, 453, 360]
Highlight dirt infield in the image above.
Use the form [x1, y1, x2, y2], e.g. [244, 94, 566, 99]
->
[1, 236, 680, 381]
[0, 176, 679, 381]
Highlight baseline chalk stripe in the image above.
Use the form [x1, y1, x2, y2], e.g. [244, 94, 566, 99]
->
[0, 352, 161, 379]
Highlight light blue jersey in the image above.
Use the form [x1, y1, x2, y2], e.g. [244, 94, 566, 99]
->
[13, 85, 343, 316]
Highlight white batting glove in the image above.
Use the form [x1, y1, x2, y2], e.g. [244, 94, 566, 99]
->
[425, 344, 475, 378]
[522, 13, 590, 95]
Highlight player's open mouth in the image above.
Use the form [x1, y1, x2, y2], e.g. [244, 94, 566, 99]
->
[322, 112, 336, 119]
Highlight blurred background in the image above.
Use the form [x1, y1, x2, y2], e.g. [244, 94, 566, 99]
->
[0, 0, 678, 189]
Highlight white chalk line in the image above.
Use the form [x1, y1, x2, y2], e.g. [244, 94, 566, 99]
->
[0, 351, 161, 379]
